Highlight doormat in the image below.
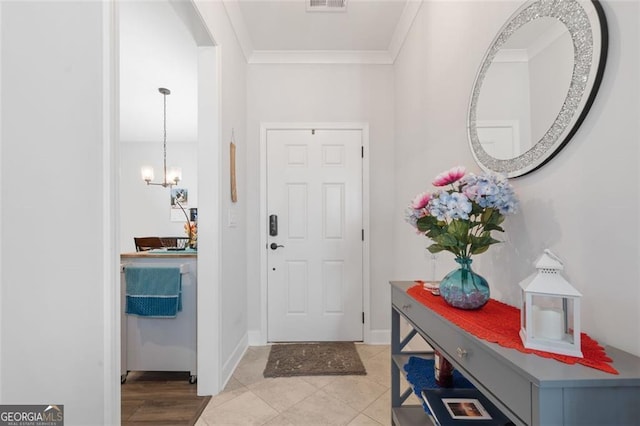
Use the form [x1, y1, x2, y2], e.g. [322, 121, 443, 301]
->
[263, 342, 367, 378]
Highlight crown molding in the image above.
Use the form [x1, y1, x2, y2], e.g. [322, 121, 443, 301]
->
[494, 48, 529, 63]
[222, 0, 419, 65]
[249, 50, 393, 65]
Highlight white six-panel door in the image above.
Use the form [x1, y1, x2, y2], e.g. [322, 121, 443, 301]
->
[267, 128, 363, 342]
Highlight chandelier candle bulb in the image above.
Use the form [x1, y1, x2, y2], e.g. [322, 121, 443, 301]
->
[167, 167, 182, 184]
[141, 166, 154, 182]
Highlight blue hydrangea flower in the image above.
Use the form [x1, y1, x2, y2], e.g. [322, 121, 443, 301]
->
[462, 172, 518, 215]
[405, 167, 518, 259]
[404, 206, 428, 229]
[428, 191, 472, 221]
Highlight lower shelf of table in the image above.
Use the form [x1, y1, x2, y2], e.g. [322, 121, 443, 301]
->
[393, 352, 434, 369]
[392, 406, 434, 426]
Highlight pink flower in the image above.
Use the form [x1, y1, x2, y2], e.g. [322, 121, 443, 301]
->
[432, 166, 466, 187]
[411, 192, 431, 209]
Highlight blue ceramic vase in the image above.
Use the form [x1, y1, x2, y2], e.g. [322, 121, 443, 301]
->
[439, 257, 489, 310]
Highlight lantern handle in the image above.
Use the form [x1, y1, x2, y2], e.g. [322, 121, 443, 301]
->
[543, 249, 564, 266]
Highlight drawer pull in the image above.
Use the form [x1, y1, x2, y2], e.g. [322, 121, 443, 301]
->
[457, 347, 468, 358]
[402, 304, 412, 310]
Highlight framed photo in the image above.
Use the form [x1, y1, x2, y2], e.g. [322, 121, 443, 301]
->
[230, 141, 237, 202]
[442, 398, 492, 420]
[170, 188, 189, 222]
[422, 388, 510, 424]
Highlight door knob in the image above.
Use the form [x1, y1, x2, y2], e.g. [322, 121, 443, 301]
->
[270, 243, 284, 250]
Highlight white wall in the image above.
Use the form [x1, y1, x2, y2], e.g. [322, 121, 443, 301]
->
[0, 2, 117, 424]
[246, 64, 395, 340]
[394, 1, 640, 356]
[195, 1, 250, 385]
[120, 142, 198, 252]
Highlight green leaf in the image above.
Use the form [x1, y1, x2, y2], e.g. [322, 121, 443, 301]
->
[481, 208, 505, 227]
[470, 201, 484, 216]
[417, 216, 451, 237]
[471, 245, 490, 255]
[483, 223, 504, 232]
[448, 220, 470, 241]
[437, 233, 458, 247]
[427, 244, 446, 253]
[426, 226, 444, 237]
[469, 234, 501, 255]
[416, 216, 434, 233]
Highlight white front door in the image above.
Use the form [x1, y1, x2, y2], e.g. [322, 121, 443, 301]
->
[267, 128, 363, 342]
[476, 120, 521, 159]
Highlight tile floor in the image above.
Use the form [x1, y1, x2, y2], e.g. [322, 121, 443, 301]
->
[195, 344, 423, 425]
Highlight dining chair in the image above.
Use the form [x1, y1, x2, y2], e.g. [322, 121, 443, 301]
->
[134, 237, 164, 252]
[160, 237, 190, 249]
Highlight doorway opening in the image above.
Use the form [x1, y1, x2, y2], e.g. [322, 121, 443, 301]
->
[116, 2, 220, 422]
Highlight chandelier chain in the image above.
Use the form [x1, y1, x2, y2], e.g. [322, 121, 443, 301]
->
[142, 87, 178, 188]
[163, 90, 168, 184]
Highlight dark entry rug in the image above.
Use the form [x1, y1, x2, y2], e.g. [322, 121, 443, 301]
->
[121, 371, 210, 426]
[263, 342, 367, 378]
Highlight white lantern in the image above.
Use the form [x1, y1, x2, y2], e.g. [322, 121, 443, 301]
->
[519, 249, 583, 358]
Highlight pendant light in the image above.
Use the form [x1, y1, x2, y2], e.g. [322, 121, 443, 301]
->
[141, 87, 181, 187]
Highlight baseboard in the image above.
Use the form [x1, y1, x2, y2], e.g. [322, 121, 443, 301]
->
[248, 328, 389, 345]
[248, 329, 264, 346]
[220, 333, 248, 390]
[367, 329, 390, 345]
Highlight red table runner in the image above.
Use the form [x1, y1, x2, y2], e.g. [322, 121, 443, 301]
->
[408, 283, 618, 374]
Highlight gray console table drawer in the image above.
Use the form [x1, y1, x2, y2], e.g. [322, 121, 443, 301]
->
[390, 281, 640, 426]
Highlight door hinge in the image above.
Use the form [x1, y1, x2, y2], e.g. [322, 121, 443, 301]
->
[361, 229, 364, 241]
[362, 312, 365, 324]
[361, 146, 364, 158]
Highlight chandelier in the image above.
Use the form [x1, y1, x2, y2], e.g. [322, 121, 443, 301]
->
[141, 87, 181, 187]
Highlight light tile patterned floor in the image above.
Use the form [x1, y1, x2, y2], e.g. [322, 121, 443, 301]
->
[196, 344, 418, 426]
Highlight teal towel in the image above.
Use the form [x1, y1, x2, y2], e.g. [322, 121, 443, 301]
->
[125, 266, 182, 318]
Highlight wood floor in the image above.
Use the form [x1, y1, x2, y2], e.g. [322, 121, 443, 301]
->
[121, 371, 210, 426]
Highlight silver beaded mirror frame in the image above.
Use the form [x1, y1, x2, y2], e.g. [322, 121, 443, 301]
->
[468, 0, 608, 178]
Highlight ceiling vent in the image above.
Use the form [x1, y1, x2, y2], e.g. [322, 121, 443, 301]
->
[307, 0, 347, 12]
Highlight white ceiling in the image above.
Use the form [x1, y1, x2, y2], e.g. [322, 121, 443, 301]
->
[224, 0, 422, 64]
[119, 0, 419, 142]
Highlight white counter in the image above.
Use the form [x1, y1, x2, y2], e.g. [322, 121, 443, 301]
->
[120, 253, 197, 383]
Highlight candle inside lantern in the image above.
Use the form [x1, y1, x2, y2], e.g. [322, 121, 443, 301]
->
[533, 306, 563, 340]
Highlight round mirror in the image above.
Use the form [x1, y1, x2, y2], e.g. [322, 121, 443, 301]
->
[468, 0, 608, 177]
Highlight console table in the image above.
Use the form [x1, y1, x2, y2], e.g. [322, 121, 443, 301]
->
[390, 281, 640, 426]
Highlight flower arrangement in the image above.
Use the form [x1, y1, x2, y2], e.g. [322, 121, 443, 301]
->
[406, 166, 518, 260]
[176, 200, 197, 249]
[406, 166, 518, 309]
[184, 221, 197, 249]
